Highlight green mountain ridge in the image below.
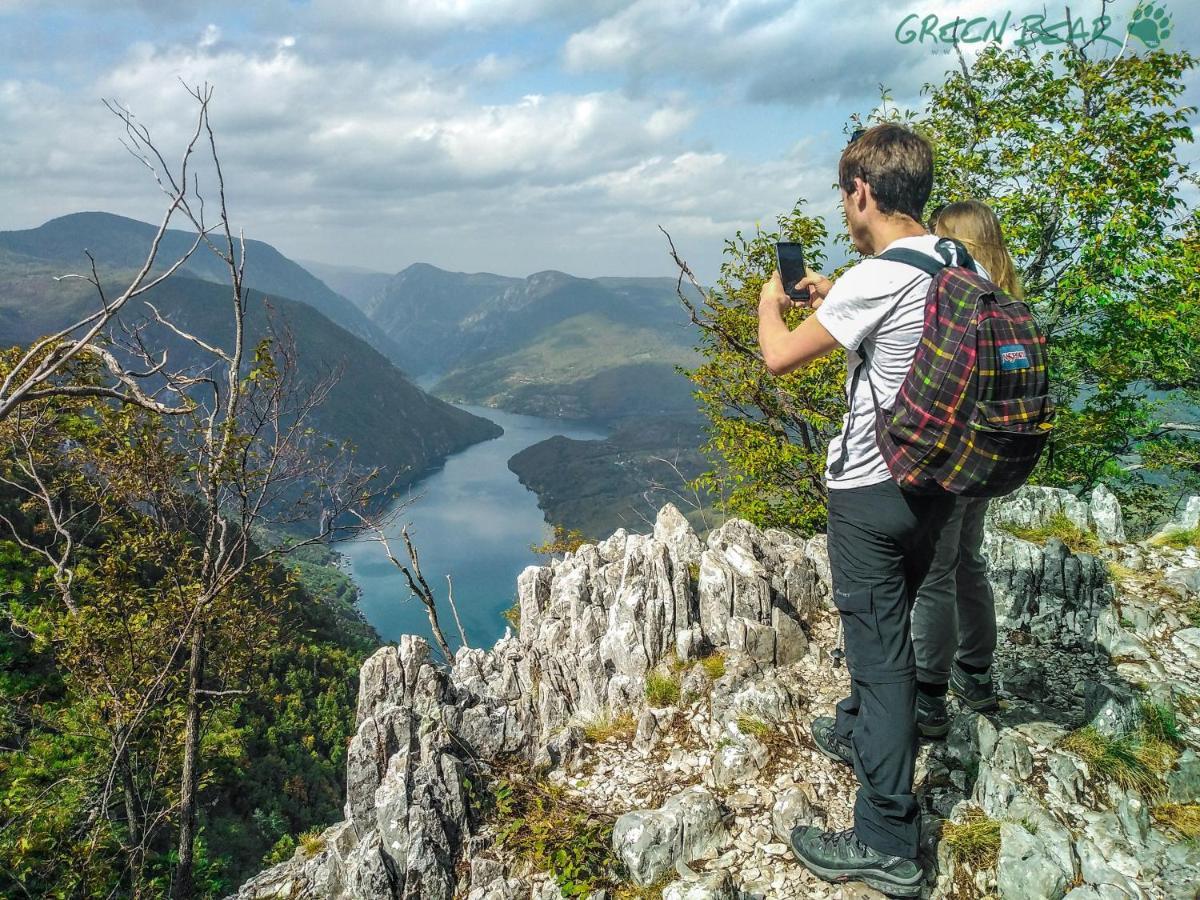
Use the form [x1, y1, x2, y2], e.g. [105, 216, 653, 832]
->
[507, 413, 718, 540]
[0, 247, 501, 488]
[360, 262, 703, 421]
[0, 212, 408, 366]
[432, 312, 699, 421]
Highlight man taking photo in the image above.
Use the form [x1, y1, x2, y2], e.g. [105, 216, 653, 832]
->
[756, 123, 965, 897]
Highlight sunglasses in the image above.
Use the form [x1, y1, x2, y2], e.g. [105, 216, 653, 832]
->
[848, 127, 866, 144]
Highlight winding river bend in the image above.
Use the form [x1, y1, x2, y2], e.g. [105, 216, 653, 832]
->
[341, 402, 607, 651]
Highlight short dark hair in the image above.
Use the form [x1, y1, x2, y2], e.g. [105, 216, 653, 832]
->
[838, 124, 933, 222]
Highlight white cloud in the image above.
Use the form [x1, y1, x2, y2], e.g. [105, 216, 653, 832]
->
[562, 0, 1179, 107]
[0, 27, 731, 277]
[6, 0, 1193, 283]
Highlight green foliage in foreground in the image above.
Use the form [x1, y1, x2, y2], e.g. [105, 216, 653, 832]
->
[686, 43, 1199, 533]
[0, 528, 375, 897]
[485, 775, 618, 897]
[925, 44, 1199, 516]
[0, 423, 377, 900]
[685, 204, 842, 534]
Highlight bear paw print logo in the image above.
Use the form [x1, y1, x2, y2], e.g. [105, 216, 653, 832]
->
[1128, 2, 1173, 48]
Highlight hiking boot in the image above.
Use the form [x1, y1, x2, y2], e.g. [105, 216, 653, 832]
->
[916, 692, 950, 739]
[810, 716, 854, 768]
[789, 824, 923, 897]
[949, 662, 1000, 712]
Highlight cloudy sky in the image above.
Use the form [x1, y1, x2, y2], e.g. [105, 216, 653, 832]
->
[0, 0, 1196, 281]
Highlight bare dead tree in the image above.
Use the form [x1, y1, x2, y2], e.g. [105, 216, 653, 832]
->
[641, 452, 714, 530]
[352, 509, 457, 662]
[445, 575, 470, 650]
[0, 88, 227, 421]
[659, 224, 817, 436]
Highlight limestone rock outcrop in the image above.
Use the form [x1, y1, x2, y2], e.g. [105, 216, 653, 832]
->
[232, 489, 1200, 900]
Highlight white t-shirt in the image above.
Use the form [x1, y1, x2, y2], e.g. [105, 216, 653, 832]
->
[815, 235, 988, 490]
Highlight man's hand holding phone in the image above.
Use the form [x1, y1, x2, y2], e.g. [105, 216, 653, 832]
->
[795, 268, 832, 309]
[760, 267, 832, 314]
[773, 241, 832, 310]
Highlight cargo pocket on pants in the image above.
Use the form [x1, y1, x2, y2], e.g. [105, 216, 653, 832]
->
[832, 585, 891, 681]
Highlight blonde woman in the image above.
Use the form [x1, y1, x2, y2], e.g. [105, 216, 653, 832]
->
[913, 200, 1023, 737]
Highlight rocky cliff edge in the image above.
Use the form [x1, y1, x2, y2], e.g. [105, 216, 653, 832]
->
[232, 486, 1200, 900]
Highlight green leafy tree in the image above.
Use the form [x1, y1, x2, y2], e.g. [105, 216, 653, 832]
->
[678, 205, 844, 533]
[921, 43, 1198, 508]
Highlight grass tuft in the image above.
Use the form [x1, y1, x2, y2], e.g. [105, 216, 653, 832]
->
[1140, 701, 1184, 746]
[1059, 703, 1182, 798]
[1154, 526, 1200, 551]
[583, 712, 637, 744]
[1152, 803, 1200, 842]
[698, 651, 726, 680]
[942, 809, 1002, 869]
[1001, 513, 1100, 554]
[298, 827, 326, 857]
[736, 715, 772, 738]
[645, 670, 681, 707]
[1106, 561, 1139, 583]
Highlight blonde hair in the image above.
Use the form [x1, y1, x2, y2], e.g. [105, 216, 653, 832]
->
[931, 200, 1024, 299]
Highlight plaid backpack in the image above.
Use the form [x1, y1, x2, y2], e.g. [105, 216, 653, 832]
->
[843, 238, 1054, 497]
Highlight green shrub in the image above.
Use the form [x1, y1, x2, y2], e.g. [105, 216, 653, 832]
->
[491, 776, 618, 897]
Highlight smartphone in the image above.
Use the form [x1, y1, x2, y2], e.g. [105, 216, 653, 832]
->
[774, 242, 810, 302]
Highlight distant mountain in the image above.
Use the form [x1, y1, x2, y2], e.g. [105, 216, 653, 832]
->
[361, 263, 703, 421]
[0, 213, 407, 366]
[432, 313, 699, 420]
[362, 263, 522, 374]
[0, 250, 501, 488]
[298, 260, 393, 312]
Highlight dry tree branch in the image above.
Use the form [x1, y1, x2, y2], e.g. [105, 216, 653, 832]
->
[351, 511, 455, 662]
[0, 93, 218, 421]
[446, 574, 470, 650]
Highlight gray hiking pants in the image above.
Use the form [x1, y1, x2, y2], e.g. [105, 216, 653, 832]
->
[911, 496, 996, 685]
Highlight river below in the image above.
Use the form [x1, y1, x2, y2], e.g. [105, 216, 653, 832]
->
[340, 401, 607, 651]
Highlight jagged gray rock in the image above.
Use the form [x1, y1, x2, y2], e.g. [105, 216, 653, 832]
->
[1089, 484, 1126, 544]
[711, 731, 769, 789]
[231, 489, 1200, 900]
[996, 823, 1070, 900]
[612, 787, 725, 887]
[771, 785, 821, 840]
[662, 871, 736, 899]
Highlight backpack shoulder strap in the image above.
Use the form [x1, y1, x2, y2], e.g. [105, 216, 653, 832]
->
[876, 237, 977, 276]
